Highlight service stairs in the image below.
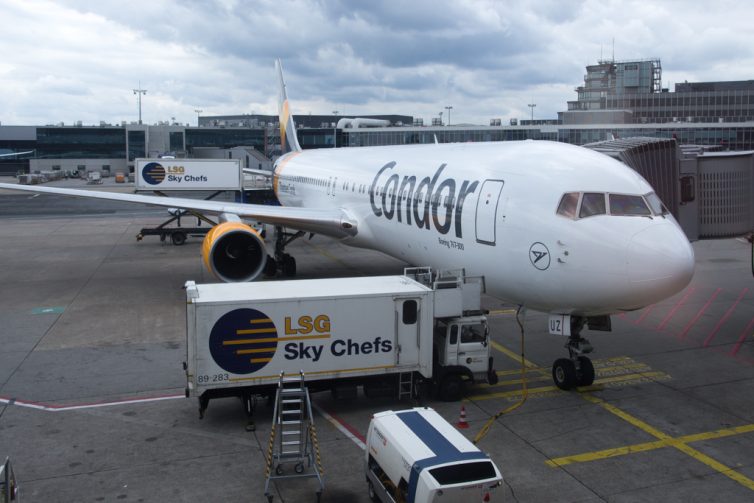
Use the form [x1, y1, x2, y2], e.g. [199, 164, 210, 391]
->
[264, 371, 324, 503]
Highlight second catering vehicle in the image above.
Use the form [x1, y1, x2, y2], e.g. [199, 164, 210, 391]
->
[0, 60, 695, 390]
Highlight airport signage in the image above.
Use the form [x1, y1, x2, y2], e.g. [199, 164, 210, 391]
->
[135, 158, 242, 191]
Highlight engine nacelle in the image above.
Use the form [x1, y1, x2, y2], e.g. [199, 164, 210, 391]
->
[202, 221, 267, 282]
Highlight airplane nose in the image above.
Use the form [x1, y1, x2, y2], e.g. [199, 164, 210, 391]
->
[627, 223, 695, 300]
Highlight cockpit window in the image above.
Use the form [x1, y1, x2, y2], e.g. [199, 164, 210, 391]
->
[609, 194, 652, 216]
[556, 192, 579, 218]
[645, 192, 669, 216]
[579, 192, 606, 218]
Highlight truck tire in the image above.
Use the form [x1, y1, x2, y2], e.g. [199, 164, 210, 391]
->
[439, 373, 464, 401]
[171, 231, 187, 246]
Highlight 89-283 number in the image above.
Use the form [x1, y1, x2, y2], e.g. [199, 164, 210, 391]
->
[197, 374, 229, 383]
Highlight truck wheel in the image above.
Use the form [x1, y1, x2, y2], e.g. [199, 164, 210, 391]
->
[171, 232, 187, 246]
[439, 374, 464, 401]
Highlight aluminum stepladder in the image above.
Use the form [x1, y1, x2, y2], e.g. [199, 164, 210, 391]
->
[264, 371, 324, 502]
[0, 457, 19, 502]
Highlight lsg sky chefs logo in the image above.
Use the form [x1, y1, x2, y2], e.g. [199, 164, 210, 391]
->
[141, 162, 166, 185]
[209, 308, 279, 374]
[209, 308, 394, 374]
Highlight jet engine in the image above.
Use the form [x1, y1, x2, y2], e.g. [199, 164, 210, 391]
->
[201, 221, 267, 282]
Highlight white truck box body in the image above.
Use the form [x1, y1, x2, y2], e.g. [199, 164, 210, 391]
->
[366, 407, 502, 503]
[135, 158, 242, 191]
[186, 276, 434, 395]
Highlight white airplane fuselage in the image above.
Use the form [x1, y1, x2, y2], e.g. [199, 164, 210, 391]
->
[274, 140, 694, 316]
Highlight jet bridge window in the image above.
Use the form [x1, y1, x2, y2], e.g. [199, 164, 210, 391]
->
[609, 194, 652, 216]
[556, 192, 579, 218]
[579, 192, 606, 218]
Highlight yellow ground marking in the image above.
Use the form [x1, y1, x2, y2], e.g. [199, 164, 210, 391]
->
[546, 423, 754, 467]
[491, 340, 538, 368]
[548, 394, 754, 491]
[489, 341, 754, 491]
[468, 371, 670, 401]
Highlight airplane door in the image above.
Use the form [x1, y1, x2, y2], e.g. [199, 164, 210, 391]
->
[475, 179, 505, 245]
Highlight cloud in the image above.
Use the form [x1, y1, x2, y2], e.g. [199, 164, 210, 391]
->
[1, 0, 753, 126]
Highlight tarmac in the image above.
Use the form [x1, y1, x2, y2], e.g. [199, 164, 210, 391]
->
[0, 177, 753, 502]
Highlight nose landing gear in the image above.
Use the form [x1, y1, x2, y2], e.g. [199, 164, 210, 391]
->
[551, 316, 597, 390]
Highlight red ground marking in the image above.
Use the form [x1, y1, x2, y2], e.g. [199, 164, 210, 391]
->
[634, 304, 656, 325]
[703, 288, 749, 347]
[679, 288, 722, 339]
[731, 316, 754, 357]
[657, 287, 697, 330]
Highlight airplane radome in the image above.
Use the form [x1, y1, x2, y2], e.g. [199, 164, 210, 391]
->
[0, 59, 695, 390]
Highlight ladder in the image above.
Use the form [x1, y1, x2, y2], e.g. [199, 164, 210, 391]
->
[0, 457, 19, 502]
[398, 371, 414, 400]
[264, 371, 324, 502]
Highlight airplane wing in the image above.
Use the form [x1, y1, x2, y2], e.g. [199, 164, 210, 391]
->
[0, 183, 357, 238]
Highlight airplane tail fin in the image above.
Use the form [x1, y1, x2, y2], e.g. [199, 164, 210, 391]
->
[275, 59, 302, 154]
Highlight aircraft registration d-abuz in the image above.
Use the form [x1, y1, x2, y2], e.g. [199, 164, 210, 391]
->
[0, 60, 694, 390]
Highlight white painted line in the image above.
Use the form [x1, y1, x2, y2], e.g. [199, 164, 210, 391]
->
[312, 403, 366, 451]
[0, 393, 184, 412]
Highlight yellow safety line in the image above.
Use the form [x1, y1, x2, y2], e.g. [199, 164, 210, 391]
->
[574, 394, 754, 491]
[491, 340, 539, 368]
[547, 423, 754, 467]
[468, 371, 669, 401]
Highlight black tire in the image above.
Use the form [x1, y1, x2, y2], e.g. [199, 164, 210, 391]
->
[275, 464, 283, 476]
[263, 256, 277, 277]
[171, 232, 187, 246]
[282, 254, 296, 277]
[294, 462, 304, 474]
[439, 373, 464, 401]
[552, 358, 577, 390]
[577, 356, 595, 387]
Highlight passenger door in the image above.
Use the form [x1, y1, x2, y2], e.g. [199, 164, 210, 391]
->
[475, 179, 505, 245]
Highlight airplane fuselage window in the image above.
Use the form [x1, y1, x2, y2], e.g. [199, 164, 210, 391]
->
[579, 192, 607, 218]
[609, 194, 652, 216]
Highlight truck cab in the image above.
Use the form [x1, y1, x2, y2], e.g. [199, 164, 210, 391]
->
[433, 315, 497, 401]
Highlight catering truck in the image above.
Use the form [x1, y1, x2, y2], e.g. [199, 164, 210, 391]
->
[184, 268, 498, 418]
[365, 407, 503, 503]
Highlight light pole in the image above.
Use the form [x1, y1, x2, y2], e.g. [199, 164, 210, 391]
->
[194, 109, 203, 126]
[332, 110, 339, 148]
[444, 105, 453, 126]
[133, 82, 147, 125]
[528, 102, 536, 123]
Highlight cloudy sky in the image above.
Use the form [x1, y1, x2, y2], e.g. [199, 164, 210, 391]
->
[1, 0, 752, 127]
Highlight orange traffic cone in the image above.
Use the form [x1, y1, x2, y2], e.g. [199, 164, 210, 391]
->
[456, 405, 469, 429]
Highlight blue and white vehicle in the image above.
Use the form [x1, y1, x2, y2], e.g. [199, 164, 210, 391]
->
[365, 407, 503, 503]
